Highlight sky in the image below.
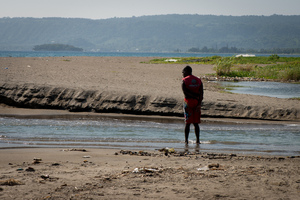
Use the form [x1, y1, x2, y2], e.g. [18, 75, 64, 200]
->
[1, 0, 300, 19]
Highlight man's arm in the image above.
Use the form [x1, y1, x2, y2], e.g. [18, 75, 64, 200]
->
[198, 82, 204, 106]
[199, 82, 204, 102]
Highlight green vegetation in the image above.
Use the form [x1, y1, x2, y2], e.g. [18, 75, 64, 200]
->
[188, 46, 300, 54]
[215, 57, 234, 76]
[148, 55, 300, 65]
[147, 56, 222, 64]
[214, 56, 300, 81]
[233, 54, 300, 64]
[148, 55, 300, 81]
[33, 44, 83, 51]
[289, 97, 300, 101]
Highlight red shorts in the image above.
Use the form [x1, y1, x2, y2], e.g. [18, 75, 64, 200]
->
[183, 98, 201, 124]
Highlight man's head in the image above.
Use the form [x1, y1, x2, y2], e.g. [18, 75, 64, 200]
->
[182, 66, 192, 77]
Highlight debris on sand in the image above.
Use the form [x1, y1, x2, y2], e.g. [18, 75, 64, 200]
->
[25, 167, 35, 172]
[33, 158, 42, 164]
[118, 150, 153, 156]
[0, 179, 24, 186]
[62, 148, 87, 152]
[132, 167, 162, 173]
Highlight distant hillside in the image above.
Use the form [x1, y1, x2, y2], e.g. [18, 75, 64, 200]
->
[0, 15, 300, 52]
[33, 44, 83, 51]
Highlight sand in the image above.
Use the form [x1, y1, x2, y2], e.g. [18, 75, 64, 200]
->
[1, 56, 300, 121]
[0, 56, 300, 199]
[0, 148, 299, 200]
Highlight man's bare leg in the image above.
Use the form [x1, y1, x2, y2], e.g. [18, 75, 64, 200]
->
[185, 123, 191, 144]
[194, 123, 200, 144]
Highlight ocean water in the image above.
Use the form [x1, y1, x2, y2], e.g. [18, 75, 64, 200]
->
[1, 51, 299, 58]
[0, 116, 299, 156]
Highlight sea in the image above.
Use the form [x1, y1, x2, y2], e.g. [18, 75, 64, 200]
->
[0, 51, 299, 156]
[1, 50, 300, 58]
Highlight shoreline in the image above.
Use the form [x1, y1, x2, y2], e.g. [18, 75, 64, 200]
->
[1, 105, 299, 157]
[0, 146, 297, 158]
[1, 105, 298, 125]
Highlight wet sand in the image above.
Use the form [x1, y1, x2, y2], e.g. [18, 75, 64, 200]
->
[0, 104, 298, 125]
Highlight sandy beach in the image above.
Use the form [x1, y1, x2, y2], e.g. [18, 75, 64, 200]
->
[0, 56, 300, 199]
[0, 148, 299, 200]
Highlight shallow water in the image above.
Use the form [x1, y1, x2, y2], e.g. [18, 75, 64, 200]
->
[0, 116, 299, 156]
[219, 81, 300, 98]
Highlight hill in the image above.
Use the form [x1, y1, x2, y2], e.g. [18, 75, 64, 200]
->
[0, 15, 300, 52]
[33, 44, 83, 51]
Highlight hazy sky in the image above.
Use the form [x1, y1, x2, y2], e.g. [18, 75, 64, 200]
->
[1, 0, 299, 19]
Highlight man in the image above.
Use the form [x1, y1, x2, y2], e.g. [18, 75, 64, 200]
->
[181, 66, 203, 144]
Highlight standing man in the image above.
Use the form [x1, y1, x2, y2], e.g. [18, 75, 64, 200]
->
[182, 66, 204, 144]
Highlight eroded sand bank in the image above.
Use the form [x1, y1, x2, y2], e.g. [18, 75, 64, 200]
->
[0, 57, 299, 121]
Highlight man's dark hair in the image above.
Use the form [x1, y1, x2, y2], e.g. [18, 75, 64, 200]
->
[183, 66, 192, 74]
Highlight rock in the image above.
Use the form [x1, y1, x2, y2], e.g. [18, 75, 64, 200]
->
[208, 163, 220, 168]
[52, 163, 60, 166]
[41, 175, 49, 179]
[25, 167, 35, 172]
[33, 158, 42, 164]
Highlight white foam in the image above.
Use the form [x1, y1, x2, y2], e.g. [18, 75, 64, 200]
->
[188, 140, 211, 144]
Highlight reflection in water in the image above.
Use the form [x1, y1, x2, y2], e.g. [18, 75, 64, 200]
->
[219, 81, 300, 98]
[185, 143, 201, 154]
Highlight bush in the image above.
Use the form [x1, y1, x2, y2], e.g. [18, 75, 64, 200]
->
[268, 54, 280, 61]
[215, 57, 234, 76]
[280, 62, 300, 81]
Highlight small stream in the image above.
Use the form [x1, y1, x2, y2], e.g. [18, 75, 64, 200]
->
[219, 81, 300, 98]
[1, 116, 299, 156]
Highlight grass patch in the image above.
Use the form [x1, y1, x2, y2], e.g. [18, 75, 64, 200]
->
[147, 55, 300, 81]
[253, 62, 300, 81]
[289, 97, 300, 100]
[147, 54, 300, 65]
[214, 56, 300, 81]
[147, 56, 222, 64]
